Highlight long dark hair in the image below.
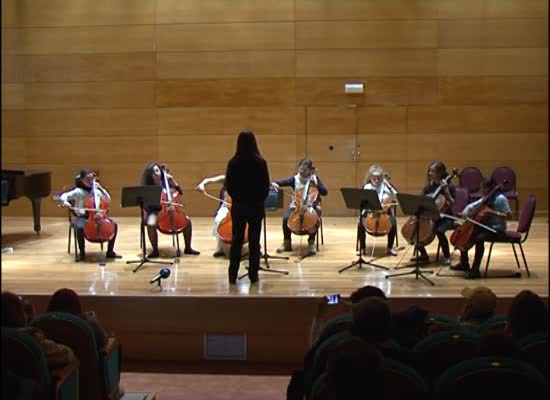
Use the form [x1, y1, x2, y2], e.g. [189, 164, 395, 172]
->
[140, 161, 164, 186]
[75, 168, 94, 192]
[234, 129, 261, 159]
[426, 161, 448, 185]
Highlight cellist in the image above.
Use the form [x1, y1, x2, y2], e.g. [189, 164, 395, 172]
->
[59, 169, 122, 262]
[357, 165, 398, 256]
[414, 161, 456, 265]
[139, 162, 200, 258]
[196, 174, 227, 257]
[271, 158, 328, 257]
[450, 177, 511, 279]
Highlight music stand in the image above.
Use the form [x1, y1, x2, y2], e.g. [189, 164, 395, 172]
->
[238, 189, 289, 280]
[385, 193, 439, 286]
[121, 186, 170, 273]
[338, 188, 389, 273]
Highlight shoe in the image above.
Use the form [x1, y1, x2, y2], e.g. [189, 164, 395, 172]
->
[213, 250, 225, 258]
[276, 240, 292, 253]
[147, 250, 159, 258]
[106, 252, 122, 259]
[75, 253, 86, 262]
[184, 248, 200, 255]
[305, 243, 316, 256]
[249, 273, 259, 284]
[465, 270, 481, 279]
[387, 248, 398, 256]
[450, 262, 469, 271]
[228, 272, 237, 285]
[443, 257, 451, 266]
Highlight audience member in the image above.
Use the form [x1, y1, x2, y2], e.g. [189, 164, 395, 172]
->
[313, 337, 384, 400]
[506, 290, 548, 339]
[1, 291, 75, 369]
[478, 332, 522, 358]
[458, 286, 497, 328]
[47, 288, 111, 349]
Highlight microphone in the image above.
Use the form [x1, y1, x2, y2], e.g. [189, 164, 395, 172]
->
[149, 268, 171, 285]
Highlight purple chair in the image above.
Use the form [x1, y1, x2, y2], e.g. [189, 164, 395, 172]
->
[484, 194, 536, 278]
[459, 167, 484, 201]
[491, 166, 519, 219]
[436, 187, 469, 262]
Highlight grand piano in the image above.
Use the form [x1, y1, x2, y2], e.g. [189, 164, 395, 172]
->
[1, 169, 52, 234]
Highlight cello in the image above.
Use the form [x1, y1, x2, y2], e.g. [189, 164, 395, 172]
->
[157, 166, 189, 256]
[450, 183, 503, 251]
[82, 174, 116, 244]
[287, 174, 320, 235]
[401, 169, 458, 246]
[216, 193, 249, 245]
[362, 175, 398, 237]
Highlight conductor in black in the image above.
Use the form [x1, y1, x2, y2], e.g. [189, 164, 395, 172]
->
[225, 129, 271, 285]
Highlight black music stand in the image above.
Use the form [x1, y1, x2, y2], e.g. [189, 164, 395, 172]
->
[338, 188, 389, 273]
[238, 189, 289, 280]
[1, 179, 14, 253]
[121, 186, 170, 273]
[385, 193, 439, 286]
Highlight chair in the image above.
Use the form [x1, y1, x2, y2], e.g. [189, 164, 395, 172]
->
[477, 316, 508, 335]
[518, 332, 548, 376]
[424, 314, 460, 335]
[484, 194, 536, 278]
[2, 327, 79, 400]
[413, 330, 480, 384]
[31, 312, 122, 400]
[436, 186, 469, 262]
[434, 357, 548, 400]
[382, 358, 429, 400]
[491, 166, 520, 219]
[459, 167, 484, 202]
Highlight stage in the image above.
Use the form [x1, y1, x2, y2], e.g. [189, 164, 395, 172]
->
[1, 216, 548, 368]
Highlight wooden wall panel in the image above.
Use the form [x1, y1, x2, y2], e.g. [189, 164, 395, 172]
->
[156, 23, 294, 52]
[297, 50, 437, 77]
[439, 19, 548, 48]
[22, 53, 156, 82]
[358, 107, 407, 133]
[438, 48, 549, 76]
[296, 21, 438, 49]
[24, 109, 158, 134]
[2, 0, 155, 27]
[439, 77, 549, 105]
[1, 83, 24, 109]
[306, 107, 356, 135]
[25, 82, 155, 109]
[1, 110, 24, 136]
[158, 107, 303, 135]
[306, 135, 356, 163]
[408, 105, 548, 133]
[157, 79, 295, 107]
[1, 0, 547, 217]
[156, 0, 295, 24]
[14, 26, 155, 54]
[295, 0, 439, 21]
[407, 134, 548, 162]
[157, 51, 295, 80]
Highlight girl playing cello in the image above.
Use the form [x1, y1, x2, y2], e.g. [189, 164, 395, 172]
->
[357, 165, 398, 256]
[140, 162, 199, 258]
[196, 174, 228, 257]
[271, 158, 328, 257]
[413, 161, 456, 265]
[59, 169, 122, 262]
[450, 177, 511, 279]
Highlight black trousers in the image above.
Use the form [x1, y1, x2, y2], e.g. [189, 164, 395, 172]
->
[74, 216, 117, 255]
[357, 214, 397, 249]
[282, 207, 317, 243]
[460, 230, 505, 272]
[417, 218, 455, 258]
[229, 212, 263, 280]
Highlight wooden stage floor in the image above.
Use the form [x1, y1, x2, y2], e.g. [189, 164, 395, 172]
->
[2, 216, 548, 299]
